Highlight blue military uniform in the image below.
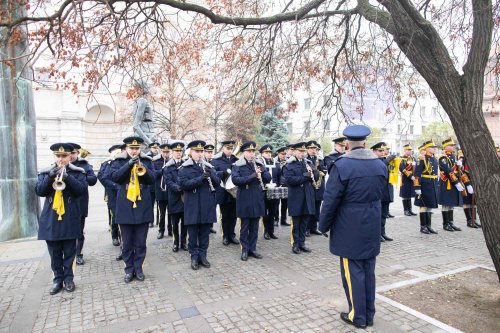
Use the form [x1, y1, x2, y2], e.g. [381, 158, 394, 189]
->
[306, 140, 326, 235]
[274, 146, 289, 226]
[152, 144, 171, 239]
[324, 137, 346, 173]
[178, 140, 221, 270]
[147, 142, 160, 228]
[232, 142, 272, 260]
[36, 143, 87, 294]
[283, 142, 319, 253]
[164, 143, 187, 251]
[259, 144, 281, 239]
[211, 140, 239, 244]
[414, 140, 440, 234]
[399, 144, 417, 216]
[438, 138, 464, 231]
[109, 137, 155, 281]
[318, 125, 387, 329]
[457, 151, 480, 228]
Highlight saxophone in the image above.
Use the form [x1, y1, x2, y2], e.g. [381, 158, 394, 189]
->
[314, 158, 324, 190]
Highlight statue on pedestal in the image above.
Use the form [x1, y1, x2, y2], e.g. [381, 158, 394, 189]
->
[132, 80, 156, 145]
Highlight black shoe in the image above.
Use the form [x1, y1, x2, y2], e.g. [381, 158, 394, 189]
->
[172, 244, 179, 252]
[380, 236, 385, 242]
[181, 244, 188, 251]
[467, 221, 478, 228]
[404, 211, 412, 216]
[124, 273, 134, 283]
[281, 222, 290, 226]
[310, 230, 322, 236]
[241, 251, 248, 261]
[299, 246, 311, 253]
[49, 283, 63, 295]
[264, 232, 270, 240]
[229, 237, 240, 245]
[191, 258, 199, 270]
[427, 226, 438, 234]
[474, 221, 482, 228]
[420, 226, 431, 234]
[387, 213, 395, 218]
[450, 223, 462, 231]
[76, 256, 85, 265]
[210, 228, 217, 234]
[270, 234, 279, 239]
[381, 234, 393, 241]
[157, 232, 164, 239]
[443, 223, 454, 231]
[249, 251, 263, 259]
[199, 257, 211, 268]
[292, 245, 300, 254]
[135, 272, 145, 281]
[112, 238, 120, 246]
[409, 211, 418, 216]
[340, 312, 367, 329]
[116, 254, 123, 261]
[305, 230, 311, 237]
[167, 231, 173, 237]
[149, 222, 154, 228]
[64, 281, 75, 292]
[367, 321, 373, 327]
[222, 237, 230, 246]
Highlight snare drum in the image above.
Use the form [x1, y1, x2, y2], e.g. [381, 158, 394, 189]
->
[266, 187, 288, 199]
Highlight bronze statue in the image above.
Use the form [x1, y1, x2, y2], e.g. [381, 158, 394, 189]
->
[132, 80, 157, 145]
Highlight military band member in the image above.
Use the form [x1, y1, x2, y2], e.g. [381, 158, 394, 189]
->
[164, 142, 188, 252]
[211, 140, 239, 245]
[306, 140, 326, 236]
[283, 142, 319, 254]
[399, 144, 417, 216]
[371, 142, 394, 242]
[147, 142, 160, 228]
[67, 143, 97, 265]
[153, 143, 171, 239]
[319, 125, 387, 329]
[414, 140, 439, 234]
[258, 144, 280, 240]
[204, 144, 217, 234]
[109, 136, 155, 283]
[275, 146, 290, 226]
[36, 143, 87, 294]
[438, 138, 464, 231]
[98, 144, 122, 246]
[457, 149, 480, 228]
[324, 136, 347, 173]
[178, 140, 221, 270]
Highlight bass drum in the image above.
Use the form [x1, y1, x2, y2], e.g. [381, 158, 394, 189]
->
[224, 175, 238, 198]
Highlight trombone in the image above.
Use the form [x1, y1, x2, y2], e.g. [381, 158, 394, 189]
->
[52, 166, 67, 191]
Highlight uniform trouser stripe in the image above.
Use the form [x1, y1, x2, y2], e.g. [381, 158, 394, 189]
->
[343, 258, 355, 322]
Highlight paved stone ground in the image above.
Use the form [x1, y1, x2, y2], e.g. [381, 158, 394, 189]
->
[0, 184, 493, 333]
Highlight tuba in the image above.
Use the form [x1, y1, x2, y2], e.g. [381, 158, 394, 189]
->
[52, 166, 67, 191]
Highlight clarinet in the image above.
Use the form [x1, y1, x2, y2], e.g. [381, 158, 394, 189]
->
[202, 162, 216, 192]
[253, 158, 266, 191]
[160, 158, 168, 191]
[304, 160, 315, 184]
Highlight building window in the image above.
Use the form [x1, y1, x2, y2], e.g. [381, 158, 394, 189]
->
[410, 125, 414, 135]
[304, 98, 311, 110]
[323, 119, 330, 131]
[420, 106, 426, 116]
[397, 124, 401, 133]
[432, 107, 437, 117]
[287, 122, 293, 134]
[422, 125, 426, 133]
[304, 121, 310, 137]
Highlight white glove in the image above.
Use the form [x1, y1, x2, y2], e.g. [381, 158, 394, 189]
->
[456, 160, 462, 167]
[455, 183, 464, 192]
[415, 189, 421, 195]
[466, 185, 474, 194]
[411, 161, 416, 166]
[411, 176, 415, 180]
[226, 168, 232, 175]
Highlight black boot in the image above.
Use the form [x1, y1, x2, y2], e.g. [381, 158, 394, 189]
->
[426, 212, 437, 234]
[167, 215, 173, 236]
[464, 208, 477, 228]
[420, 212, 430, 234]
[448, 210, 461, 231]
[472, 207, 481, 228]
[442, 211, 454, 231]
[408, 200, 417, 215]
[403, 200, 412, 216]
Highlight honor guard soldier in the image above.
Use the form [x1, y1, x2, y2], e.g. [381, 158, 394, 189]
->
[438, 138, 465, 231]
[319, 125, 387, 329]
[275, 146, 290, 226]
[204, 144, 217, 234]
[211, 140, 239, 245]
[178, 140, 221, 270]
[67, 143, 97, 265]
[324, 136, 347, 173]
[259, 144, 280, 240]
[306, 140, 326, 236]
[98, 144, 122, 247]
[399, 144, 417, 216]
[153, 143, 171, 239]
[36, 143, 88, 295]
[283, 142, 319, 254]
[457, 149, 480, 228]
[232, 142, 272, 260]
[164, 142, 188, 252]
[147, 142, 160, 227]
[109, 136, 155, 283]
[414, 140, 439, 234]
[371, 142, 395, 242]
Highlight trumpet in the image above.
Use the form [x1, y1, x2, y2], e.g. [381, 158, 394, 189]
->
[135, 159, 146, 176]
[52, 166, 67, 191]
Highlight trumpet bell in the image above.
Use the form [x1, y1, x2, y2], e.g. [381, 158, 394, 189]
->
[52, 180, 66, 191]
[136, 165, 146, 176]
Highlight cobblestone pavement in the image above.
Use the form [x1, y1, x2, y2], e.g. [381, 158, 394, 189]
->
[0, 185, 493, 333]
